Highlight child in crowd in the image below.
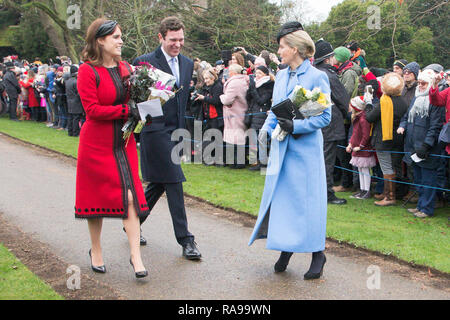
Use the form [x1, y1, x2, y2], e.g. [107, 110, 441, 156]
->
[347, 96, 376, 199]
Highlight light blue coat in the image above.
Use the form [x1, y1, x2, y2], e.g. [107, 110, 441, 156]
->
[248, 59, 331, 253]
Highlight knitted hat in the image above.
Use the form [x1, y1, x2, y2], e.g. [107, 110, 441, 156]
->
[403, 62, 420, 79]
[57, 66, 64, 72]
[350, 96, 366, 111]
[314, 39, 334, 65]
[256, 65, 270, 75]
[423, 63, 444, 74]
[70, 65, 78, 76]
[417, 69, 435, 84]
[334, 47, 351, 63]
[393, 59, 408, 70]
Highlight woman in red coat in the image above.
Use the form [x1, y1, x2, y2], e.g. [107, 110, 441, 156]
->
[20, 69, 40, 120]
[429, 73, 450, 154]
[76, 18, 149, 278]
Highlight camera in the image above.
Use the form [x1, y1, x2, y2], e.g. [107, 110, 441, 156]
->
[190, 90, 199, 102]
[232, 47, 241, 53]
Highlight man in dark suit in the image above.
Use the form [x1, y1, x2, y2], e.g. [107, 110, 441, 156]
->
[133, 16, 201, 260]
[314, 40, 350, 205]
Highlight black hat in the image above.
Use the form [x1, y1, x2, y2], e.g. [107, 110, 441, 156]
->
[277, 21, 304, 44]
[256, 65, 270, 75]
[393, 59, 408, 69]
[314, 39, 334, 65]
[5, 61, 14, 68]
[347, 41, 359, 51]
[70, 65, 78, 75]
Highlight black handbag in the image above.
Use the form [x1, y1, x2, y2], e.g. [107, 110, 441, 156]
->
[271, 99, 303, 139]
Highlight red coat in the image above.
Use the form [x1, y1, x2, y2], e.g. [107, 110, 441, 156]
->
[20, 78, 39, 107]
[429, 86, 450, 154]
[350, 111, 374, 157]
[75, 61, 150, 219]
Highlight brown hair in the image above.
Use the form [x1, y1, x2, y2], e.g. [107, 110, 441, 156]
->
[81, 18, 122, 66]
[232, 52, 245, 68]
[159, 16, 185, 39]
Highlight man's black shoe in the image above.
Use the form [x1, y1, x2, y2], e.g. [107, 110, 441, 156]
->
[123, 227, 147, 246]
[140, 234, 147, 246]
[182, 241, 202, 260]
[327, 196, 347, 205]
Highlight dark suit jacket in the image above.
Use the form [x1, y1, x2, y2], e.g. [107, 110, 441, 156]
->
[133, 46, 194, 183]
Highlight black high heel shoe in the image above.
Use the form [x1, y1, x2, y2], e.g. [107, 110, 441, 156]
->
[304, 252, 326, 280]
[274, 251, 293, 273]
[89, 249, 106, 274]
[130, 258, 148, 278]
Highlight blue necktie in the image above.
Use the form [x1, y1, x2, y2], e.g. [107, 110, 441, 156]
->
[169, 57, 180, 87]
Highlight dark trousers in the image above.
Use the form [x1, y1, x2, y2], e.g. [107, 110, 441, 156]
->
[140, 182, 194, 246]
[67, 113, 82, 136]
[8, 97, 18, 120]
[336, 139, 353, 188]
[323, 140, 338, 198]
[413, 164, 438, 215]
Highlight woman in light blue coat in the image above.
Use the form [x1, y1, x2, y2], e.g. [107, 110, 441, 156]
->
[248, 22, 331, 280]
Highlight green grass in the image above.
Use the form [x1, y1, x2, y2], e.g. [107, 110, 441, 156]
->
[0, 244, 63, 300]
[1, 116, 449, 273]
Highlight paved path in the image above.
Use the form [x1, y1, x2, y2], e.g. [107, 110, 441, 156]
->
[0, 134, 448, 300]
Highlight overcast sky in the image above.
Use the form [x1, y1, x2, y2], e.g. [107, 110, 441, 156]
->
[271, 0, 345, 24]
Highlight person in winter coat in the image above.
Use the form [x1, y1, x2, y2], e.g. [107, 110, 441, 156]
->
[397, 69, 445, 218]
[45, 65, 58, 126]
[220, 63, 249, 169]
[20, 69, 40, 121]
[346, 96, 376, 199]
[194, 68, 224, 165]
[54, 67, 68, 130]
[314, 39, 350, 205]
[366, 72, 409, 206]
[400, 62, 421, 201]
[331, 46, 362, 98]
[393, 59, 408, 76]
[330, 46, 362, 193]
[65, 65, 84, 137]
[3, 62, 21, 120]
[248, 22, 331, 280]
[429, 72, 450, 155]
[77, 18, 149, 277]
[402, 62, 419, 108]
[245, 65, 274, 171]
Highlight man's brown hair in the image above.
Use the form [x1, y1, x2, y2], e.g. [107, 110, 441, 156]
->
[159, 16, 185, 39]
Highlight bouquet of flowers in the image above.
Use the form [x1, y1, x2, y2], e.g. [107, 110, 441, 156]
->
[272, 85, 330, 141]
[122, 62, 178, 144]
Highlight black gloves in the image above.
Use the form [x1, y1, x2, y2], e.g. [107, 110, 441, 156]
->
[278, 117, 293, 133]
[415, 143, 431, 159]
[128, 101, 140, 122]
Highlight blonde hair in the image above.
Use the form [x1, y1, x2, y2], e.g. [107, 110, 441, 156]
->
[228, 64, 243, 75]
[283, 30, 315, 60]
[202, 68, 218, 82]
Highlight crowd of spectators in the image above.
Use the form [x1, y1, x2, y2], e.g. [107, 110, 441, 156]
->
[1, 39, 449, 217]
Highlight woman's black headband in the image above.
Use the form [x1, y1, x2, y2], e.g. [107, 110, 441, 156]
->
[276, 21, 304, 44]
[95, 20, 118, 39]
